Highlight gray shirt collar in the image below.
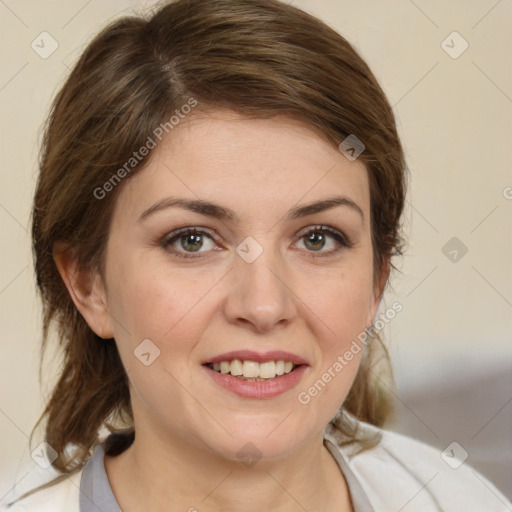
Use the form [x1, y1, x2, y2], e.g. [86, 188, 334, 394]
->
[79, 442, 122, 512]
[79, 433, 375, 512]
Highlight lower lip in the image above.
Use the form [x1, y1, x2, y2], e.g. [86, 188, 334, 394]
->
[202, 364, 308, 399]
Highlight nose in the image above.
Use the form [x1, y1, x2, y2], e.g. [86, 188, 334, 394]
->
[222, 245, 297, 334]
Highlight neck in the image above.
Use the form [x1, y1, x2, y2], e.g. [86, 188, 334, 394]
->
[104, 427, 352, 512]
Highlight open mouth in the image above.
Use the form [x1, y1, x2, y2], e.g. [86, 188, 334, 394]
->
[203, 361, 302, 381]
[202, 359, 308, 398]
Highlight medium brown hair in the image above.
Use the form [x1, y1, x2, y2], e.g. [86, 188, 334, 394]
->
[31, 0, 406, 478]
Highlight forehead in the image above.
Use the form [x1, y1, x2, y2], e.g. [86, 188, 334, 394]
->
[113, 110, 370, 224]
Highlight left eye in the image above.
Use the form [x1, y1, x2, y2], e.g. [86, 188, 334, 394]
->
[160, 225, 352, 260]
[295, 226, 347, 253]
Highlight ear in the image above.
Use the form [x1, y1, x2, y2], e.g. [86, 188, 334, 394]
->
[53, 243, 114, 339]
[366, 256, 391, 327]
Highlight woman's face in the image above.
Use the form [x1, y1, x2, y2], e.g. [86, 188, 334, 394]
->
[101, 110, 383, 461]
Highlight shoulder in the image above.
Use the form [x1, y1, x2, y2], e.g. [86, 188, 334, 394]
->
[0, 469, 82, 512]
[0, 431, 131, 512]
[332, 420, 512, 511]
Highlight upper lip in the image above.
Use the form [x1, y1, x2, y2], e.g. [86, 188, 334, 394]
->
[202, 350, 309, 366]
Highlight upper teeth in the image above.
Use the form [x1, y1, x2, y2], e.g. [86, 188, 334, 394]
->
[212, 360, 296, 379]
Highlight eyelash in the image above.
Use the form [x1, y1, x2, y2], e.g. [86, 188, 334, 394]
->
[159, 225, 354, 260]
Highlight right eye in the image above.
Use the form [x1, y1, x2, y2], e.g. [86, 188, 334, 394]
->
[160, 227, 220, 259]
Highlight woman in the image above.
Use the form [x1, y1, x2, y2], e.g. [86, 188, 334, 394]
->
[2, 0, 510, 510]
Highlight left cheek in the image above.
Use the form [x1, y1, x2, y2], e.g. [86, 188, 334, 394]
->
[314, 277, 373, 340]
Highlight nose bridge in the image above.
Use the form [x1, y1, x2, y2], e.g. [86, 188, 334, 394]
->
[224, 238, 296, 331]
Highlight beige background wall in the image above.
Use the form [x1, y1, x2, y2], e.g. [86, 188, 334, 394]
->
[1, 0, 511, 502]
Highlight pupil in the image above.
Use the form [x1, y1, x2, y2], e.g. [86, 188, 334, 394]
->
[305, 231, 324, 251]
[182, 233, 202, 252]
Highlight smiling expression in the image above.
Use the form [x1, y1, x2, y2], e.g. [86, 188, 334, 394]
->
[99, 109, 383, 461]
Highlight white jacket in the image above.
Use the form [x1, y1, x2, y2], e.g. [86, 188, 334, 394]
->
[1, 421, 511, 511]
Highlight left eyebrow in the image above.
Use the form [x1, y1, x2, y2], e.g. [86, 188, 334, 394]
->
[137, 195, 364, 223]
[285, 196, 364, 222]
